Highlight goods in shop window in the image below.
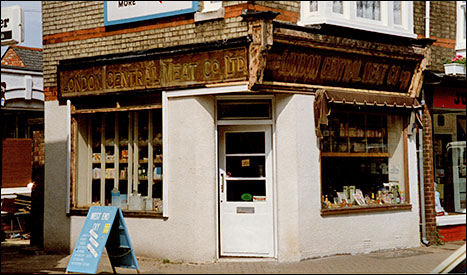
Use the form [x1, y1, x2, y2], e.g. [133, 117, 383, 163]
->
[119, 139, 128, 146]
[153, 133, 162, 147]
[92, 168, 101, 179]
[105, 168, 115, 179]
[353, 189, 366, 206]
[381, 190, 391, 204]
[337, 192, 347, 204]
[154, 154, 162, 163]
[92, 153, 101, 162]
[121, 150, 128, 160]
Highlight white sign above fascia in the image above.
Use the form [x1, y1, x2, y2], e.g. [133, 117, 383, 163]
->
[104, 1, 199, 26]
[1, 5, 24, 46]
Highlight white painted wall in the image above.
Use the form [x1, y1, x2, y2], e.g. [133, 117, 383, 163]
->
[44, 100, 71, 253]
[275, 94, 421, 261]
[66, 93, 421, 262]
[1, 68, 43, 110]
[70, 95, 218, 262]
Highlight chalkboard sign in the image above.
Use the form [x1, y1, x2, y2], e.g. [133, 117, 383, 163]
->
[66, 206, 139, 274]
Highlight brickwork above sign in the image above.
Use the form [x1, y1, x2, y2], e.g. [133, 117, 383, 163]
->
[264, 44, 420, 93]
[59, 47, 248, 97]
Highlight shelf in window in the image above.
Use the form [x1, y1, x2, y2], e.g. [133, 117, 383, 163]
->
[120, 159, 128, 163]
[138, 177, 148, 181]
[321, 203, 412, 216]
[321, 152, 390, 158]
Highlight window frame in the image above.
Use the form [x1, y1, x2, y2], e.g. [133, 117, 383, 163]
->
[456, 1, 466, 55]
[202, 1, 222, 12]
[195, 1, 224, 22]
[319, 108, 412, 215]
[70, 106, 165, 217]
[299, 1, 416, 39]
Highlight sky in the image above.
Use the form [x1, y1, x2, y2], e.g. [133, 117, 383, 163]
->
[1, 1, 42, 56]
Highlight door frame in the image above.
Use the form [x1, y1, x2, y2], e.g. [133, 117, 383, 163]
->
[215, 95, 277, 259]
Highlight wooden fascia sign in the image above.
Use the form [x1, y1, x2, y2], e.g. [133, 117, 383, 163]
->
[66, 206, 140, 274]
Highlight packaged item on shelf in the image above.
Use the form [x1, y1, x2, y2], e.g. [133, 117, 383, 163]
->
[92, 153, 101, 162]
[128, 192, 143, 211]
[143, 197, 153, 211]
[154, 198, 163, 213]
[121, 150, 128, 160]
[92, 168, 101, 179]
[105, 168, 114, 179]
[154, 166, 162, 180]
[153, 133, 162, 147]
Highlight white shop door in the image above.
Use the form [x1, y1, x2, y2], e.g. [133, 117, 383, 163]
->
[219, 125, 274, 257]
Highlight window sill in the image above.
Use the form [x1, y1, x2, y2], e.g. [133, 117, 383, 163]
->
[321, 203, 412, 216]
[194, 8, 225, 22]
[69, 208, 166, 219]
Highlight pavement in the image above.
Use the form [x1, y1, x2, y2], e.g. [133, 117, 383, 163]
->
[1, 238, 465, 274]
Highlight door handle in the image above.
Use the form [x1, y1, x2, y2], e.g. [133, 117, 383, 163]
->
[220, 171, 225, 193]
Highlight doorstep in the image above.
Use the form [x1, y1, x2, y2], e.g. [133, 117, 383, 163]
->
[436, 213, 466, 242]
[436, 213, 466, 226]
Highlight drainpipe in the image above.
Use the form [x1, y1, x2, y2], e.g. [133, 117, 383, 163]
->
[420, 1, 431, 246]
[425, 1, 430, 38]
[419, 99, 429, 246]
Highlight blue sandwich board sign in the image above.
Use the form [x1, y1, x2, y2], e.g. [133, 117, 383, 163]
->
[66, 206, 140, 274]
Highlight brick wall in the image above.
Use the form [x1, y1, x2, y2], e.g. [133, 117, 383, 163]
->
[1, 48, 24, 67]
[32, 130, 45, 166]
[422, 104, 437, 244]
[413, 1, 457, 72]
[41, 1, 302, 101]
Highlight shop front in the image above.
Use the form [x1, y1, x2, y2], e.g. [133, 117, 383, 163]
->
[48, 15, 430, 262]
[422, 71, 466, 242]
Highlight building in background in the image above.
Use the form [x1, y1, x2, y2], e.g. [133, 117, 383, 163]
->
[419, 1, 466, 244]
[41, 1, 440, 262]
[1, 45, 44, 243]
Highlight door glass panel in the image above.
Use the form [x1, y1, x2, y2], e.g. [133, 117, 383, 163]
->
[226, 156, 265, 177]
[226, 180, 266, 202]
[226, 132, 265, 154]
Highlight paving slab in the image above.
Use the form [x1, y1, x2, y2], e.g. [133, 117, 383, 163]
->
[1, 238, 465, 274]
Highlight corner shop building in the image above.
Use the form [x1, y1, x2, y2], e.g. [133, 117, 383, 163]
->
[43, 2, 429, 263]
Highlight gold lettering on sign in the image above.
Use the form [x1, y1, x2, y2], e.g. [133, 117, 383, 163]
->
[224, 55, 247, 77]
[279, 50, 321, 81]
[59, 48, 248, 96]
[160, 59, 198, 85]
[341, 60, 362, 83]
[361, 62, 389, 85]
[273, 50, 414, 92]
[203, 59, 220, 79]
[399, 71, 412, 91]
[63, 70, 103, 94]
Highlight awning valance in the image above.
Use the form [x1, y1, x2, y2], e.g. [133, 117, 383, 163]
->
[325, 89, 421, 109]
[313, 89, 422, 139]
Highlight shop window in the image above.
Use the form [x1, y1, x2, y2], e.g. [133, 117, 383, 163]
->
[319, 110, 409, 212]
[73, 109, 163, 213]
[299, 1, 415, 38]
[433, 113, 466, 214]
